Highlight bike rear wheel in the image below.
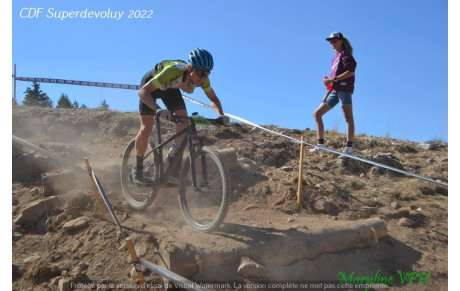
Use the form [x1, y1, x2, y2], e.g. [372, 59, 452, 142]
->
[178, 147, 231, 232]
[120, 138, 160, 210]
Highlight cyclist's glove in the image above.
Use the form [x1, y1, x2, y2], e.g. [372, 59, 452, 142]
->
[155, 109, 171, 120]
[216, 115, 230, 125]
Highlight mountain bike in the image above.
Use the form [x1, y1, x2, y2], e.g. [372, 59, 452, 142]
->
[120, 113, 231, 232]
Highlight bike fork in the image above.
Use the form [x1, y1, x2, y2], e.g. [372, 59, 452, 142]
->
[188, 136, 209, 191]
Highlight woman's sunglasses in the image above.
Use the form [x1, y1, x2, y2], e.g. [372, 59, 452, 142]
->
[329, 39, 340, 44]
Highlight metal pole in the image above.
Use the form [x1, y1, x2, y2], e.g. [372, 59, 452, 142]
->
[13, 63, 17, 106]
[84, 158, 106, 221]
[297, 136, 305, 204]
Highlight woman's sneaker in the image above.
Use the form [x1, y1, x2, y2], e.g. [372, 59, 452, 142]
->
[309, 144, 325, 154]
[338, 147, 354, 159]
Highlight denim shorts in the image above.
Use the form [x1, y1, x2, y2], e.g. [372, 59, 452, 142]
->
[324, 91, 353, 108]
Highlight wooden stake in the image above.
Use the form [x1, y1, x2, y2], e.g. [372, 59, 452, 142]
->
[297, 136, 305, 204]
[126, 237, 147, 291]
[84, 158, 105, 220]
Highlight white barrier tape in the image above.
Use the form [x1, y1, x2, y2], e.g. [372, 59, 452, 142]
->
[12, 135, 87, 173]
[91, 172, 127, 240]
[182, 95, 301, 143]
[138, 258, 210, 291]
[13, 73, 448, 188]
[181, 94, 448, 188]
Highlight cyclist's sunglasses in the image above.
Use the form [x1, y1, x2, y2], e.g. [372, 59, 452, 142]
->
[194, 68, 211, 78]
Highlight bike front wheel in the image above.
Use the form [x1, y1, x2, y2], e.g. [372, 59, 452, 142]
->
[120, 138, 159, 210]
[178, 147, 231, 232]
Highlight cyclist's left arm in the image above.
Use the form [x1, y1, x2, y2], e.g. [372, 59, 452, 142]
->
[204, 87, 224, 117]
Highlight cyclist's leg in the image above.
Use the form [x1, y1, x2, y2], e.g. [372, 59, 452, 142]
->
[135, 115, 154, 158]
[136, 94, 157, 159]
[132, 94, 156, 184]
[160, 89, 190, 147]
[136, 72, 157, 160]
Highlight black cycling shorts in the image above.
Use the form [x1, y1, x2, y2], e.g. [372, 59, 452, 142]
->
[138, 70, 186, 116]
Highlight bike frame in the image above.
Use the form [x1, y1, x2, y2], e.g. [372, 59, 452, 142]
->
[142, 115, 206, 190]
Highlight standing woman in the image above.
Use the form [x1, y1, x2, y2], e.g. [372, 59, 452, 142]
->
[310, 31, 357, 158]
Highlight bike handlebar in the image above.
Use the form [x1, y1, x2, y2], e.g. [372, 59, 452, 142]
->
[163, 114, 225, 125]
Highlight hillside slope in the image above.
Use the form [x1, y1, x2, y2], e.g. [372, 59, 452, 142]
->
[12, 106, 448, 290]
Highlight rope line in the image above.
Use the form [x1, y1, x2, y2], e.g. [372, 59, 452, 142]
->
[12, 135, 87, 173]
[91, 173, 127, 240]
[138, 258, 210, 291]
[181, 94, 448, 188]
[13, 76, 447, 188]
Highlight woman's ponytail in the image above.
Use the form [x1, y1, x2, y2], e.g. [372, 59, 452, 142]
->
[342, 37, 353, 55]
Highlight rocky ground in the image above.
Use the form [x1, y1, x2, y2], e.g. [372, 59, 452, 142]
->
[12, 106, 448, 290]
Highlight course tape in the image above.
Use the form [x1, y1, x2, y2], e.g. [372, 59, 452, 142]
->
[139, 258, 209, 291]
[14, 76, 448, 188]
[181, 94, 448, 188]
[12, 135, 87, 173]
[91, 173, 127, 240]
[15, 76, 139, 90]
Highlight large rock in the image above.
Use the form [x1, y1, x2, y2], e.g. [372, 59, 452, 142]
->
[14, 196, 61, 225]
[314, 199, 340, 216]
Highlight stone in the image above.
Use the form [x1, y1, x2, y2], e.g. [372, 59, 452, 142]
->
[391, 201, 401, 209]
[78, 262, 89, 271]
[399, 217, 416, 227]
[281, 200, 300, 214]
[244, 204, 258, 211]
[63, 216, 91, 231]
[359, 207, 377, 216]
[272, 198, 285, 207]
[237, 257, 267, 279]
[71, 240, 82, 252]
[130, 265, 147, 279]
[238, 158, 261, 176]
[14, 196, 61, 225]
[417, 143, 435, 150]
[314, 199, 340, 216]
[281, 166, 295, 172]
[23, 253, 41, 263]
[58, 278, 71, 291]
[71, 266, 82, 279]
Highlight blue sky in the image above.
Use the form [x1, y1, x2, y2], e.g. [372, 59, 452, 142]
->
[10, 0, 448, 143]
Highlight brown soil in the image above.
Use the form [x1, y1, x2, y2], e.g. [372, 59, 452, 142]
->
[12, 106, 448, 290]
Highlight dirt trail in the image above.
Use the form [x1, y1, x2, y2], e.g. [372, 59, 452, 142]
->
[12, 106, 448, 290]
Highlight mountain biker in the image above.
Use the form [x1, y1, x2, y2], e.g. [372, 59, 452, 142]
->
[132, 48, 229, 186]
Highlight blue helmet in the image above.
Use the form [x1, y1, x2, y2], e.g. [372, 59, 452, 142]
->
[188, 48, 214, 71]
